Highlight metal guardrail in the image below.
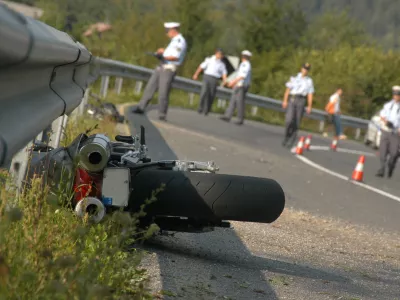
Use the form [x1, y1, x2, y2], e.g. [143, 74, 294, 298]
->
[0, 4, 92, 167]
[96, 57, 370, 131]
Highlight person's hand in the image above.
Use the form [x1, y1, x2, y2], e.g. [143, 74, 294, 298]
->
[156, 48, 164, 54]
[192, 74, 198, 80]
[282, 101, 287, 109]
[306, 106, 312, 114]
[221, 80, 227, 86]
[228, 81, 235, 88]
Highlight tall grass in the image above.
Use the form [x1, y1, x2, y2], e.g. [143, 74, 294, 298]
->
[0, 116, 159, 299]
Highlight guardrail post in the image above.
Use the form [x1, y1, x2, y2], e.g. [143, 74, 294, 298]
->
[134, 81, 143, 95]
[251, 106, 258, 116]
[217, 99, 226, 108]
[8, 141, 34, 192]
[100, 75, 109, 98]
[189, 93, 194, 106]
[355, 128, 361, 140]
[79, 88, 90, 116]
[319, 120, 325, 132]
[114, 77, 123, 95]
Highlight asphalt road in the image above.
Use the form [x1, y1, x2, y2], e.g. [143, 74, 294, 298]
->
[123, 105, 400, 300]
[127, 106, 400, 233]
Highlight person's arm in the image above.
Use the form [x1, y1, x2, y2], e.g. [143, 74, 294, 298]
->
[380, 103, 389, 122]
[163, 56, 179, 61]
[228, 63, 248, 88]
[192, 66, 203, 80]
[282, 88, 290, 109]
[193, 58, 209, 80]
[221, 64, 228, 85]
[306, 79, 315, 114]
[221, 73, 227, 86]
[306, 93, 313, 114]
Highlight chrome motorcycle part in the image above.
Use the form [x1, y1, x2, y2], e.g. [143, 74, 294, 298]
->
[74, 197, 106, 223]
[78, 134, 111, 172]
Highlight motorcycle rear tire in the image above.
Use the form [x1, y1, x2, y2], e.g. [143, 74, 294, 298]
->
[128, 169, 285, 224]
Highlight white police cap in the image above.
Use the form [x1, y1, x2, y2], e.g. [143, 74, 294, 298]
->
[164, 22, 180, 29]
[241, 50, 252, 57]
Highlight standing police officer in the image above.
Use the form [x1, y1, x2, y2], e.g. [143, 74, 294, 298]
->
[132, 22, 187, 121]
[192, 48, 228, 115]
[376, 85, 400, 178]
[219, 50, 252, 125]
[282, 63, 314, 147]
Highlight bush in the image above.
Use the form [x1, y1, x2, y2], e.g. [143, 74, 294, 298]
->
[0, 116, 160, 299]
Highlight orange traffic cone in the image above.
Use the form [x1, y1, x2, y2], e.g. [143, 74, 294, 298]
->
[304, 135, 312, 150]
[351, 155, 365, 182]
[295, 136, 305, 155]
[331, 139, 338, 151]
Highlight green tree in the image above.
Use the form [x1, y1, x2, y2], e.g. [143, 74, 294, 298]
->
[301, 10, 371, 50]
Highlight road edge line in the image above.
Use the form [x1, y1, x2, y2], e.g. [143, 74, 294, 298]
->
[295, 154, 400, 203]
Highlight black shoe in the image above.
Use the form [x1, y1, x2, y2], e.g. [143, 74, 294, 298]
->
[234, 121, 243, 126]
[388, 168, 394, 178]
[219, 116, 230, 122]
[132, 107, 144, 114]
[375, 169, 385, 177]
[159, 116, 167, 121]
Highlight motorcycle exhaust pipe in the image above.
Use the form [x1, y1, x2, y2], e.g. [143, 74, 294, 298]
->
[78, 134, 111, 173]
[74, 197, 106, 223]
[128, 170, 285, 224]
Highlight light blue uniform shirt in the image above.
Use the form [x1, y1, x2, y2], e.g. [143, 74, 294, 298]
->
[286, 73, 315, 96]
[380, 99, 400, 129]
[163, 33, 187, 66]
[235, 60, 251, 87]
[200, 55, 227, 78]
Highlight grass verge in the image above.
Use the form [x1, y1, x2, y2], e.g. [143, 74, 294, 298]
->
[0, 116, 158, 299]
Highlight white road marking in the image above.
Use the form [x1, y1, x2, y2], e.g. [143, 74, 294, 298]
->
[293, 145, 376, 156]
[296, 155, 400, 203]
[296, 155, 349, 180]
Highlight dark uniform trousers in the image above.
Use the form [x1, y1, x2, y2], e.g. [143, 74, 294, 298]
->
[137, 65, 176, 117]
[224, 85, 249, 123]
[284, 95, 307, 144]
[198, 74, 219, 115]
[378, 130, 400, 175]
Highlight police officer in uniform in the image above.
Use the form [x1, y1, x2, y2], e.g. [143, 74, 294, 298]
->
[192, 48, 228, 115]
[219, 50, 252, 125]
[132, 22, 187, 121]
[376, 85, 400, 178]
[282, 63, 314, 147]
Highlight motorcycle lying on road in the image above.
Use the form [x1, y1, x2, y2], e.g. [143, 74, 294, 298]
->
[27, 126, 285, 233]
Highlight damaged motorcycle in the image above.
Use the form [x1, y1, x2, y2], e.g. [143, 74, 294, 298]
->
[26, 126, 285, 233]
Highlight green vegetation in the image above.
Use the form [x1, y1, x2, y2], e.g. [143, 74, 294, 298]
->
[23, 0, 400, 124]
[0, 117, 159, 299]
